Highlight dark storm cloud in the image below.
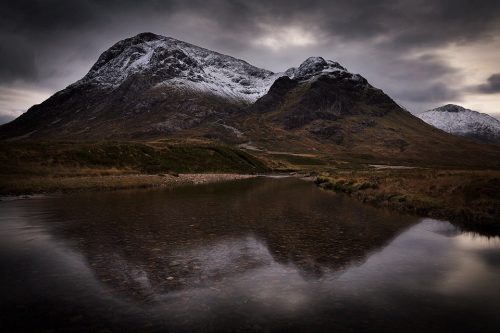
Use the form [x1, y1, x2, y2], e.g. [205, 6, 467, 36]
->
[1, 0, 499, 79]
[1, 0, 500, 115]
[0, 0, 178, 83]
[476, 74, 500, 94]
[367, 53, 462, 104]
[395, 82, 461, 103]
[0, 37, 38, 83]
[1, 0, 176, 33]
[181, 0, 500, 48]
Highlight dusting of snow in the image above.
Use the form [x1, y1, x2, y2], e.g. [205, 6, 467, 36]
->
[71, 33, 365, 102]
[73, 33, 281, 102]
[284, 57, 365, 83]
[417, 104, 500, 141]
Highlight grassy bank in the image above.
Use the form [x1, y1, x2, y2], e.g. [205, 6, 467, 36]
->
[315, 168, 500, 227]
[0, 141, 268, 195]
[0, 173, 257, 196]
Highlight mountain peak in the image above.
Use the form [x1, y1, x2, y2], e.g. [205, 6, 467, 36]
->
[132, 32, 164, 41]
[284, 56, 364, 84]
[298, 56, 346, 72]
[418, 104, 500, 144]
[75, 32, 367, 102]
[299, 56, 329, 70]
[74, 32, 276, 102]
[432, 104, 467, 113]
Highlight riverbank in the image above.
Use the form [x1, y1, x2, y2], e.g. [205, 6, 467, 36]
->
[315, 168, 500, 227]
[2, 141, 499, 228]
[0, 173, 257, 196]
[0, 141, 272, 196]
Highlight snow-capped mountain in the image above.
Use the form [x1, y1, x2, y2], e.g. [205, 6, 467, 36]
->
[0, 33, 372, 140]
[417, 104, 500, 144]
[73, 34, 362, 103]
[73, 32, 280, 102]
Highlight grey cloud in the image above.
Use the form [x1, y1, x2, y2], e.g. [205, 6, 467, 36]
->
[394, 82, 461, 103]
[1, 1, 176, 34]
[0, 113, 14, 125]
[0, 37, 38, 83]
[326, 49, 463, 112]
[0, 0, 179, 85]
[476, 74, 500, 94]
[1, 0, 499, 79]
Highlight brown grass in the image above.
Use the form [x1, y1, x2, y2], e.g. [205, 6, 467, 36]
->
[0, 173, 256, 195]
[316, 168, 500, 227]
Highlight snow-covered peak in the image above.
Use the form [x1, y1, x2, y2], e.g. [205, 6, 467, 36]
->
[70, 33, 367, 102]
[417, 104, 500, 143]
[430, 104, 468, 113]
[284, 56, 364, 83]
[73, 33, 280, 102]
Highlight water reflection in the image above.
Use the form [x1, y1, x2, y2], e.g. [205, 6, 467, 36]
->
[32, 178, 414, 300]
[1, 178, 500, 332]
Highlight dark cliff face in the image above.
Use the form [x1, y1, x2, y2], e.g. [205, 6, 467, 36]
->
[247, 68, 399, 130]
[243, 76, 299, 115]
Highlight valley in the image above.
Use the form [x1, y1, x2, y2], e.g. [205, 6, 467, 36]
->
[4, 2, 500, 332]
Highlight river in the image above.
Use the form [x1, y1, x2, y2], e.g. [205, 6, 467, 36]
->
[1, 177, 499, 332]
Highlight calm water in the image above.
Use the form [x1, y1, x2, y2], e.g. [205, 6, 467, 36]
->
[1, 178, 500, 332]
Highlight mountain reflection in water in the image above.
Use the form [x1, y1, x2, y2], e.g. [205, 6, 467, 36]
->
[1, 178, 499, 333]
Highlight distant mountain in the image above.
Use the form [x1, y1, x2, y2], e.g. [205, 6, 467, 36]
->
[2, 33, 500, 167]
[417, 104, 500, 144]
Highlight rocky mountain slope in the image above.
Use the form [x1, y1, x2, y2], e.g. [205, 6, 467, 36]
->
[417, 104, 500, 144]
[0, 33, 280, 139]
[216, 57, 500, 166]
[74, 32, 279, 102]
[2, 33, 500, 167]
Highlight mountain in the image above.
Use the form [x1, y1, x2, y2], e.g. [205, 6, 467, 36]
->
[0, 32, 279, 139]
[76, 32, 278, 102]
[247, 57, 375, 129]
[2, 33, 500, 167]
[417, 104, 500, 144]
[217, 57, 500, 166]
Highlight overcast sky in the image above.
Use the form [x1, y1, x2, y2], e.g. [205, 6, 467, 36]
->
[1, 0, 500, 124]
